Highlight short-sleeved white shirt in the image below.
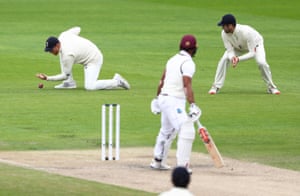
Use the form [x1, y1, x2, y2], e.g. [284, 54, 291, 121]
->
[161, 50, 195, 99]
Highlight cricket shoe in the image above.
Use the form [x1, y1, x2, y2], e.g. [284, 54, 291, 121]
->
[186, 167, 193, 174]
[178, 163, 193, 174]
[113, 73, 130, 90]
[267, 88, 280, 95]
[208, 86, 219, 94]
[150, 159, 171, 170]
[54, 81, 77, 89]
[185, 164, 193, 174]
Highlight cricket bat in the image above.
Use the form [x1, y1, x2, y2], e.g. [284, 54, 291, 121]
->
[196, 120, 225, 168]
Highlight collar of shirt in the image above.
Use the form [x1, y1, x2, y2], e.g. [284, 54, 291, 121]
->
[179, 50, 191, 57]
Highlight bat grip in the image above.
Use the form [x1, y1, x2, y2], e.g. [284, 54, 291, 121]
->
[199, 127, 210, 143]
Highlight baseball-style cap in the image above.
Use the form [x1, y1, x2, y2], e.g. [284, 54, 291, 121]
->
[44, 36, 59, 52]
[218, 14, 236, 26]
[179, 34, 197, 50]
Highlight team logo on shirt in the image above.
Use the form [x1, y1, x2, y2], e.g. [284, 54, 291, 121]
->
[176, 108, 182, 113]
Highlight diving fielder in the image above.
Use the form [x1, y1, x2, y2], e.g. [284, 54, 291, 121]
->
[150, 35, 201, 173]
[208, 14, 280, 95]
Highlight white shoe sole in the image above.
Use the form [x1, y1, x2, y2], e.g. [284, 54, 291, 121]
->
[150, 160, 171, 170]
[268, 88, 280, 94]
[54, 86, 77, 89]
[114, 73, 130, 90]
[54, 81, 77, 89]
[208, 86, 219, 94]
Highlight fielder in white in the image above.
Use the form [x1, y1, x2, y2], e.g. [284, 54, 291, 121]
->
[36, 26, 130, 90]
[150, 35, 201, 173]
[208, 14, 280, 95]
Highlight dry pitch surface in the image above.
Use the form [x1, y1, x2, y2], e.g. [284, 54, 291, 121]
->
[0, 148, 300, 196]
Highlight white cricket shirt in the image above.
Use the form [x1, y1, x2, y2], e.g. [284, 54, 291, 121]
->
[222, 24, 263, 61]
[161, 50, 196, 98]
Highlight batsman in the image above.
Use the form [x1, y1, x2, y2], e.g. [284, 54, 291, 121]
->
[150, 35, 201, 174]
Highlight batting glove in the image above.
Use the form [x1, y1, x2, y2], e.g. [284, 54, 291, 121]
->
[150, 98, 161, 115]
[189, 103, 201, 122]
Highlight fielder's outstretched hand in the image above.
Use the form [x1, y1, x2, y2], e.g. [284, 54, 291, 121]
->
[232, 56, 239, 68]
[36, 73, 47, 80]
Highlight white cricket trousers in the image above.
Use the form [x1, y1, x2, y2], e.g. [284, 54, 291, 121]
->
[213, 42, 278, 89]
[84, 56, 119, 90]
[153, 95, 195, 165]
[153, 95, 187, 161]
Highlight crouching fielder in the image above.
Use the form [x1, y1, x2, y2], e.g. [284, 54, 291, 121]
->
[150, 35, 201, 173]
[36, 26, 130, 90]
[208, 14, 280, 95]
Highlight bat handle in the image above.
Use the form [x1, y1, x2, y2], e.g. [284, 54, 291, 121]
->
[196, 120, 202, 128]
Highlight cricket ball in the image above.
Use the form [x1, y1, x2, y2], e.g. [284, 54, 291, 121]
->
[38, 83, 44, 89]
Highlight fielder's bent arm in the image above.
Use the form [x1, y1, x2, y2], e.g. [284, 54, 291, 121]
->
[238, 47, 256, 61]
[46, 54, 75, 81]
[46, 73, 68, 81]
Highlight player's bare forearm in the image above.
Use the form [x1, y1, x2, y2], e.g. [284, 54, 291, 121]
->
[156, 70, 166, 96]
[186, 88, 195, 104]
[156, 81, 163, 96]
[183, 76, 195, 104]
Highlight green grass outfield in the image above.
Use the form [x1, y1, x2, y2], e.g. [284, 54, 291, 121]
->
[0, 0, 299, 195]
